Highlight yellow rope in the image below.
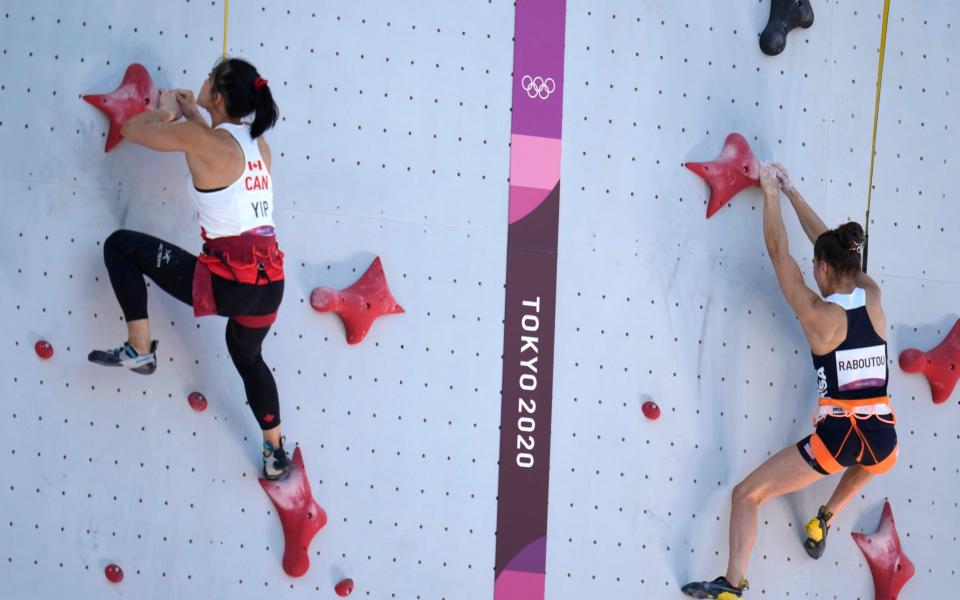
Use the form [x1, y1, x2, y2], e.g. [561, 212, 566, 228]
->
[222, 0, 229, 57]
[863, 0, 891, 267]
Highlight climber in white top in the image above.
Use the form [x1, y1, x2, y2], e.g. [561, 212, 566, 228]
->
[90, 57, 291, 480]
[189, 118, 276, 239]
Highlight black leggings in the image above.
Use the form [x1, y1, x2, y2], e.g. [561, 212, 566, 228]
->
[102, 229, 284, 430]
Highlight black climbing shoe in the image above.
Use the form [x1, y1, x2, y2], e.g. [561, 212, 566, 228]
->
[263, 440, 291, 480]
[88, 340, 158, 375]
[804, 505, 833, 559]
[682, 575, 748, 599]
[760, 0, 815, 56]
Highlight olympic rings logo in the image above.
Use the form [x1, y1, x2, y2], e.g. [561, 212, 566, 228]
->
[521, 75, 557, 100]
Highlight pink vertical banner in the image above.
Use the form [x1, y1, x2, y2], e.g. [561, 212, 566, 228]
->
[494, 1, 566, 599]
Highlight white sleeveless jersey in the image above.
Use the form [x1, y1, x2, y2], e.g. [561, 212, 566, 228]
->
[189, 122, 275, 239]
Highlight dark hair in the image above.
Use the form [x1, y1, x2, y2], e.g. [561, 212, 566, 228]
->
[814, 222, 864, 277]
[209, 57, 278, 139]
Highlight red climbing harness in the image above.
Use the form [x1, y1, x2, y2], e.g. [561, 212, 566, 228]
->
[192, 228, 285, 328]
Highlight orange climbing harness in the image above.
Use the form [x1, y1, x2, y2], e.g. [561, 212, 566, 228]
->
[808, 396, 898, 475]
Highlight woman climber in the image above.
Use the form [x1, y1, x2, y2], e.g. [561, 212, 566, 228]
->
[682, 163, 899, 599]
[88, 57, 292, 480]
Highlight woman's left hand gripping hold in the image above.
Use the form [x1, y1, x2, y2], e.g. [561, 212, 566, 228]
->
[158, 89, 184, 122]
[759, 162, 784, 197]
[174, 89, 204, 123]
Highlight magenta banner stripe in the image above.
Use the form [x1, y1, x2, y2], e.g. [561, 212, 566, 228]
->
[511, 2, 566, 139]
[494, 1, 566, 599]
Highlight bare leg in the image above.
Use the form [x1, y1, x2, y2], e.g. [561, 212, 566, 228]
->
[263, 424, 282, 449]
[126, 318, 152, 355]
[822, 465, 873, 525]
[725, 445, 824, 585]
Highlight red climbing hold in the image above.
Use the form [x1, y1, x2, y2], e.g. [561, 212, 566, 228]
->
[187, 391, 208, 412]
[851, 500, 915, 600]
[335, 578, 355, 597]
[104, 563, 124, 583]
[642, 401, 661, 420]
[34, 340, 54, 360]
[259, 446, 327, 577]
[899, 318, 960, 404]
[82, 63, 159, 152]
[684, 133, 761, 218]
[310, 256, 405, 345]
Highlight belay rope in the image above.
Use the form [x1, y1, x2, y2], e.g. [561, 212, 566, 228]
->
[863, 0, 891, 273]
[222, 0, 230, 58]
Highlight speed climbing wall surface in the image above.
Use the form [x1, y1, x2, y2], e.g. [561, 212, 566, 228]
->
[0, 1, 957, 599]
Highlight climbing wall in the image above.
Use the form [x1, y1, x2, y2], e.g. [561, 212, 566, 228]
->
[0, 1, 513, 598]
[1, 1, 958, 599]
[546, 1, 960, 598]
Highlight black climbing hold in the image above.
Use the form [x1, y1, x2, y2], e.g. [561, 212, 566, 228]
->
[760, 0, 815, 56]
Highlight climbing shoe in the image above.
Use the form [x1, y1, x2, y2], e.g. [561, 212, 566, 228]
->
[262, 439, 291, 480]
[804, 505, 833, 559]
[682, 576, 748, 599]
[88, 340, 158, 375]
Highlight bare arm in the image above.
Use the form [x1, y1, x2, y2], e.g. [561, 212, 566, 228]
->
[773, 165, 879, 297]
[121, 89, 222, 158]
[121, 113, 210, 153]
[121, 106, 178, 142]
[173, 89, 207, 126]
[761, 166, 838, 350]
[855, 270, 881, 295]
[762, 176, 818, 321]
[258, 138, 272, 171]
[784, 187, 828, 245]
[122, 89, 177, 146]
[771, 163, 828, 245]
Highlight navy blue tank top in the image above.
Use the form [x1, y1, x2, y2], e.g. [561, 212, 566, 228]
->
[811, 288, 888, 400]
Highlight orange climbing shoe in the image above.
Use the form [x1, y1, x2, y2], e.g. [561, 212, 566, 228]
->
[682, 576, 748, 599]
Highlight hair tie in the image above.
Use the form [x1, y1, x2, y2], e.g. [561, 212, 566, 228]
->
[850, 241, 864, 254]
[254, 77, 268, 91]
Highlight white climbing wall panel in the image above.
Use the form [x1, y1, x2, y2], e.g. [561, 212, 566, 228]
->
[547, 1, 959, 598]
[0, 1, 958, 599]
[1, 1, 513, 598]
